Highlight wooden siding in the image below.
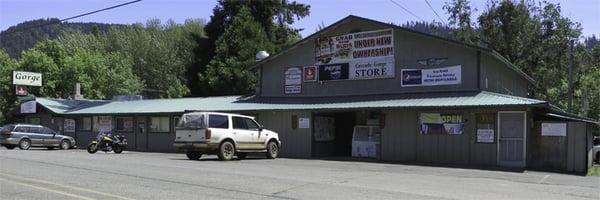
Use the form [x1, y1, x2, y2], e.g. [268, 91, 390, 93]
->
[480, 53, 529, 97]
[257, 111, 312, 158]
[381, 110, 418, 161]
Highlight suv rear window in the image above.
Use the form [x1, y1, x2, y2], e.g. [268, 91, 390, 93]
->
[208, 114, 229, 129]
[176, 114, 206, 129]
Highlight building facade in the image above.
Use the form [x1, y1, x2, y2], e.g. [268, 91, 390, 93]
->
[15, 15, 597, 173]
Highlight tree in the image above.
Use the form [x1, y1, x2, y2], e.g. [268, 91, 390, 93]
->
[444, 0, 479, 45]
[193, 0, 310, 96]
[202, 6, 275, 95]
[0, 50, 19, 123]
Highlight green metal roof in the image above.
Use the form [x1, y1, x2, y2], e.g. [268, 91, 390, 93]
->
[35, 91, 547, 115]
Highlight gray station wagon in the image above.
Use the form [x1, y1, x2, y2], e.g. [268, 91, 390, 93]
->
[0, 124, 76, 150]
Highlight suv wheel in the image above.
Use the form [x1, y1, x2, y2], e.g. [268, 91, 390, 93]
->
[19, 139, 31, 150]
[60, 140, 71, 150]
[186, 151, 202, 160]
[218, 141, 235, 161]
[266, 141, 279, 159]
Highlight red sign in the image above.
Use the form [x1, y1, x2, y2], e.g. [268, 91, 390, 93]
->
[303, 66, 316, 82]
[15, 85, 28, 96]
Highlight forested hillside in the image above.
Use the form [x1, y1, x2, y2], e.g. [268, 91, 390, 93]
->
[0, 18, 123, 58]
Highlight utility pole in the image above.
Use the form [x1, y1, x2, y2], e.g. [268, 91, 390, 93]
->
[567, 40, 574, 113]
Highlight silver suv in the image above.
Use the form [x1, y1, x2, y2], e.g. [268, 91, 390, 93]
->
[0, 124, 76, 150]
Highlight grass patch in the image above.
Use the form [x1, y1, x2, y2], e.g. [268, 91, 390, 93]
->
[588, 165, 600, 176]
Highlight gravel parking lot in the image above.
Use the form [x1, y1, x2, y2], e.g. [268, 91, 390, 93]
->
[1, 148, 598, 200]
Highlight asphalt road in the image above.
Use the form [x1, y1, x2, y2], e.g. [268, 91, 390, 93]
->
[0, 148, 598, 200]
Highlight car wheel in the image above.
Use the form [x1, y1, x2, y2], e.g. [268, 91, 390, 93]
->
[237, 153, 247, 159]
[186, 151, 202, 160]
[5, 145, 16, 149]
[218, 141, 235, 161]
[60, 140, 71, 150]
[18, 139, 31, 150]
[266, 141, 279, 159]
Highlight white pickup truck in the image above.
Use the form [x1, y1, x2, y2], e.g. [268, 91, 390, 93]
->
[173, 112, 281, 161]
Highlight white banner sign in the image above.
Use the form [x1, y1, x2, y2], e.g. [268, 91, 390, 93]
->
[64, 119, 76, 133]
[401, 65, 462, 87]
[541, 123, 567, 136]
[477, 129, 495, 143]
[349, 56, 395, 80]
[20, 101, 36, 114]
[284, 85, 301, 94]
[284, 67, 302, 85]
[298, 118, 310, 129]
[13, 71, 42, 86]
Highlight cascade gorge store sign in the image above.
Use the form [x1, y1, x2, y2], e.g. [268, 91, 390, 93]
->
[315, 28, 395, 80]
[13, 71, 42, 86]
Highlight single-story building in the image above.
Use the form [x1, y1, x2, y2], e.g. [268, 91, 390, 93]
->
[14, 15, 598, 173]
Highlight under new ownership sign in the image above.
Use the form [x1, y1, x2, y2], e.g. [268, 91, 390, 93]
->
[13, 71, 42, 86]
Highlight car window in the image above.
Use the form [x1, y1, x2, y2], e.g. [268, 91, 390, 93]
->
[28, 127, 43, 134]
[42, 127, 55, 135]
[232, 117, 248, 130]
[14, 126, 29, 132]
[244, 118, 260, 131]
[208, 114, 229, 129]
[1, 125, 15, 132]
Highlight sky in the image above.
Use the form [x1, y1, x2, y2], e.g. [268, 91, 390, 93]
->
[0, 0, 598, 38]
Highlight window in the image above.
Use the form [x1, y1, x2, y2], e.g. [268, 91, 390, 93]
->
[28, 127, 42, 134]
[116, 117, 134, 132]
[233, 117, 260, 131]
[173, 116, 180, 129]
[209, 114, 229, 129]
[77, 117, 92, 131]
[14, 126, 29, 133]
[93, 116, 113, 132]
[150, 117, 170, 132]
[25, 117, 40, 125]
[42, 127, 55, 135]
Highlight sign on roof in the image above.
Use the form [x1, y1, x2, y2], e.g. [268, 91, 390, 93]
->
[13, 71, 42, 86]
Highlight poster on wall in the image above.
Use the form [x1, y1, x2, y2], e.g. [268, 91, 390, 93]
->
[420, 113, 464, 134]
[314, 28, 395, 81]
[64, 119, 76, 133]
[541, 122, 567, 136]
[298, 117, 310, 129]
[303, 66, 317, 82]
[314, 116, 335, 142]
[284, 67, 302, 94]
[401, 65, 462, 87]
[96, 116, 113, 132]
[476, 129, 494, 143]
[20, 101, 36, 114]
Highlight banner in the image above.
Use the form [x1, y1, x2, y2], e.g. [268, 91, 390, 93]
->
[318, 63, 349, 81]
[13, 71, 42, 86]
[284, 67, 302, 94]
[477, 129, 494, 143]
[315, 29, 395, 81]
[420, 113, 464, 135]
[541, 123, 567, 136]
[401, 65, 462, 87]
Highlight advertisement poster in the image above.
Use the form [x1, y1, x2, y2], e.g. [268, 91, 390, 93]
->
[477, 129, 494, 143]
[420, 113, 464, 135]
[314, 28, 395, 81]
[64, 119, 76, 133]
[298, 117, 310, 129]
[284, 67, 302, 94]
[318, 63, 349, 81]
[303, 66, 317, 82]
[20, 101, 36, 114]
[314, 116, 335, 142]
[541, 123, 567, 136]
[401, 65, 462, 87]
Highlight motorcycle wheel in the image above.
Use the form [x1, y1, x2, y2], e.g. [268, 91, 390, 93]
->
[113, 145, 123, 154]
[87, 143, 98, 154]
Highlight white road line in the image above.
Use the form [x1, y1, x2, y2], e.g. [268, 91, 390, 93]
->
[0, 177, 95, 200]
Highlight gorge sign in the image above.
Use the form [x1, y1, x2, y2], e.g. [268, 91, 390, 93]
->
[13, 71, 42, 86]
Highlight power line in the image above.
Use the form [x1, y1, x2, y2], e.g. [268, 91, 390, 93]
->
[425, 0, 447, 25]
[1, 0, 142, 36]
[389, 0, 425, 22]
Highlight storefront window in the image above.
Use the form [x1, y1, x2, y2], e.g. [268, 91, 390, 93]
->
[25, 117, 40, 125]
[150, 117, 170, 132]
[93, 116, 113, 132]
[116, 117, 134, 132]
[420, 113, 465, 135]
[76, 117, 92, 131]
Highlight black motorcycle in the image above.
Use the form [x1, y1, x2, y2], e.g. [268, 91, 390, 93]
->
[87, 130, 127, 154]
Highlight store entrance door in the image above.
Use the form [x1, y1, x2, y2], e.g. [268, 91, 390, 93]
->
[497, 111, 526, 167]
